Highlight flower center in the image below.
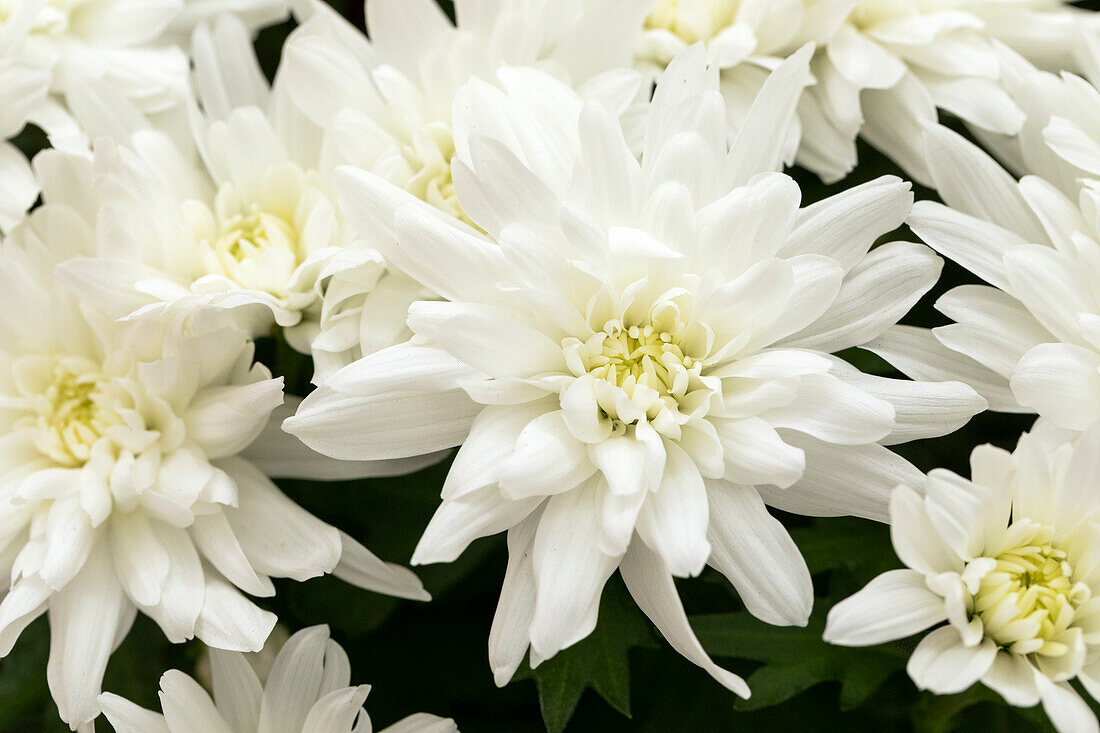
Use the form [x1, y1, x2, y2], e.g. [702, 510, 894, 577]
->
[972, 522, 1091, 657]
[201, 204, 301, 297]
[563, 317, 705, 430]
[15, 356, 119, 467]
[401, 122, 477, 229]
[0, 0, 79, 36]
[850, 0, 914, 31]
[644, 0, 739, 44]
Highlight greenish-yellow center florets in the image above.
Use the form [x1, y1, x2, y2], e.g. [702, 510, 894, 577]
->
[973, 523, 1090, 657]
[645, 0, 739, 43]
[21, 359, 117, 467]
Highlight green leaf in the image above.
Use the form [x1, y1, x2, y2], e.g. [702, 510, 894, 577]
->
[518, 577, 657, 733]
[692, 610, 909, 713]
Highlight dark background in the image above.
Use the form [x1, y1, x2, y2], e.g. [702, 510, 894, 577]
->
[5, 1, 1100, 731]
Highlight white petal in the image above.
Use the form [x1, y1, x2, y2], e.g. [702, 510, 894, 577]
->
[762, 373, 894, 445]
[1035, 673, 1100, 733]
[412, 486, 541, 565]
[761, 434, 924, 523]
[907, 201, 1024, 291]
[707, 481, 812, 626]
[301, 685, 371, 733]
[782, 242, 941, 353]
[498, 411, 596, 500]
[824, 569, 946, 646]
[258, 625, 330, 733]
[47, 544, 130, 728]
[185, 378, 285, 460]
[890, 485, 963, 575]
[921, 123, 1044, 243]
[244, 399, 444, 480]
[865, 325, 1020, 413]
[724, 44, 814, 188]
[209, 648, 263, 733]
[906, 626, 997, 695]
[620, 538, 750, 698]
[98, 693, 170, 733]
[436, 312, 564, 380]
[489, 511, 540, 687]
[331, 531, 429, 601]
[636, 443, 711, 578]
[286, 385, 482, 461]
[221, 458, 341, 581]
[194, 574, 276, 653]
[1012, 344, 1100, 432]
[379, 714, 459, 733]
[529, 479, 620, 659]
[160, 669, 234, 732]
[783, 175, 912, 272]
[827, 25, 907, 89]
[712, 417, 805, 489]
[980, 653, 1040, 708]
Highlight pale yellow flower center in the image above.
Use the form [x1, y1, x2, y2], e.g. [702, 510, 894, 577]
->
[0, 0, 81, 36]
[645, 0, 739, 43]
[850, 0, 915, 31]
[973, 523, 1091, 657]
[401, 122, 477, 229]
[201, 205, 301, 297]
[563, 317, 706, 430]
[16, 357, 118, 467]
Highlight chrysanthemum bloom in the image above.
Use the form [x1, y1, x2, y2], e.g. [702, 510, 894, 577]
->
[826, 428, 1100, 733]
[631, 0, 1096, 183]
[99, 625, 458, 733]
[39, 12, 434, 382]
[867, 66, 1100, 446]
[0, 0, 288, 139]
[287, 46, 985, 692]
[0, 198, 429, 730]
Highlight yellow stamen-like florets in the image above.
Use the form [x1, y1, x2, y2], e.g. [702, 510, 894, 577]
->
[16, 358, 118, 467]
[401, 122, 478, 230]
[972, 522, 1091, 657]
[645, 0, 739, 44]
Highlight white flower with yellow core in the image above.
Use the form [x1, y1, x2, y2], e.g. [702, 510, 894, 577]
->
[281, 0, 652, 229]
[99, 625, 458, 733]
[865, 61, 1100, 446]
[286, 46, 985, 694]
[630, 0, 1096, 183]
[0, 182, 430, 731]
[826, 427, 1100, 733]
[0, 0, 290, 232]
[43, 14, 434, 382]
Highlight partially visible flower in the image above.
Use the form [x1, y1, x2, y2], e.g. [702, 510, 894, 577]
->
[0, 194, 428, 730]
[628, 0, 1097, 184]
[34, 13, 434, 382]
[287, 47, 984, 693]
[868, 98, 1100, 444]
[0, 0, 289, 143]
[826, 427, 1100, 733]
[99, 625, 459, 733]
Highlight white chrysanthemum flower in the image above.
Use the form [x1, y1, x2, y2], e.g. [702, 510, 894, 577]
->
[0, 194, 430, 731]
[629, 0, 1096, 183]
[39, 14, 431, 382]
[286, 47, 985, 693]
[825, 428, 1100, 733]
[279, 0, 651, 370]
[865, 71, 1100, 445]
[0, 0, 288, 134]
[98, 625, 458, 733]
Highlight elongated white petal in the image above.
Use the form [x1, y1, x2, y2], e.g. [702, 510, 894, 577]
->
[707, 481, 812, 626]
[98, 693, 171, 733]
[906, 626, 997, 694]
[331, 531, 429, 601]
[620, 539, 750, 698]
[489, 511, 541, 687]
[209, 648, 263, 733]
[825, 569, 946, 646]
[47, 544, 129, 728]
[160, 670, 234, 733]
[529, 479, 620, 659]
